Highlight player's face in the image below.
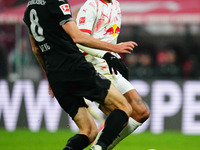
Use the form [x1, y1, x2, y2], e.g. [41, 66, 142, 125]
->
[105, 0, 112, 3]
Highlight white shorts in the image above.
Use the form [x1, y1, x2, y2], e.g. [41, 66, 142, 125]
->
[85, 55, 135, 94]
[104, 73, 135, 94]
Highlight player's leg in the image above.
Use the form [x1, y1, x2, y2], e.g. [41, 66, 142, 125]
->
[74, 107, 99, 143]
[90, 83, 132, 150]
[85, 99, 105, 127]
[110, 74, 150, 123]
[107, 89, 150, 149]
[112, 75, 150, 139]
[92, 75, 150, 149]
[92, 105, 143, 149]
[63, 107, 99, 150]
[57, 68, 132, 150]
[124, 89, 150, 123]
[100, 83, 132, 116]
[55, 93, 98, 150]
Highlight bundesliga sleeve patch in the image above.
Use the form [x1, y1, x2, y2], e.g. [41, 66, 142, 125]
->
[79, 17, 86, 24]
[59, 4, 71, 15]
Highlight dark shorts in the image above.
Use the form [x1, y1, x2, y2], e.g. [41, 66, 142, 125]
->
[48, 62, 111, 119]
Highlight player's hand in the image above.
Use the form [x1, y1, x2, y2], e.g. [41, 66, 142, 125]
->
[48, 84, 54, 98]
[114, 41, 138, 54]
[118, 59, 129, 80]
[103, 52, 128, 76]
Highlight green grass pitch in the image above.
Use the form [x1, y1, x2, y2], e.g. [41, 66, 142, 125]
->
[0, 129, 200, 150]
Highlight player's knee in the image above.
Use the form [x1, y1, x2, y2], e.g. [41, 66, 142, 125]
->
[115, 98, 133, 117]
[140, 106, 150, 123]
[120, 102, 132, 117]
[132, 101, 150, 123]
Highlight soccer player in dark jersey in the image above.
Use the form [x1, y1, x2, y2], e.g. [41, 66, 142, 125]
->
[23, 0, 137, 150]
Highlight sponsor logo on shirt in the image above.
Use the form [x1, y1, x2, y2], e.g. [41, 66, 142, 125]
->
[59, 4, 71, 15]
[104, 24, 120, 37]
[79, 17, 86, 24]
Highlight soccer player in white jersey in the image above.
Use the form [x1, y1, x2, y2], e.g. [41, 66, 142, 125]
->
[76, 0, 150, 149]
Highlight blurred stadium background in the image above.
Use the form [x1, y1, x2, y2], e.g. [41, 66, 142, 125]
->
[0, 0, 200, 149]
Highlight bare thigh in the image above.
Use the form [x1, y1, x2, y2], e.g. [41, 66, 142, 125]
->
[98, 83, 132, 117]
[99, 89, 149, 123]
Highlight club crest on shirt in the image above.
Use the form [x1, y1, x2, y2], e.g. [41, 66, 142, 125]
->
[79, 17, 86, 24]
[59, 4, 71, 15]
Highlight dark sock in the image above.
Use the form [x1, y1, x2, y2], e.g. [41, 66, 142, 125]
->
[97, 109, 128, 150]
[63, 134, 89, 150]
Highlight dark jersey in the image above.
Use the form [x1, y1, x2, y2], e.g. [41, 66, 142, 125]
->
[23, 0, 111, 119]
[23, 0, 87, 81]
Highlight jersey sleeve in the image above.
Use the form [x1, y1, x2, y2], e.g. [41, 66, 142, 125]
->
[46, 0, 73, 26]
[76, 0, 97, 34]
[77, 44, 106, 59]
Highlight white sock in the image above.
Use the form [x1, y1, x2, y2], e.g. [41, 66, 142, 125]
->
[92, 118, 142, 149]
[92, 129, 103, 146]
[90, 145, 102, 150]
[107, 117, 142, 150]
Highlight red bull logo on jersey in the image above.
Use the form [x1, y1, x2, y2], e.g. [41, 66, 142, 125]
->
[104, 24, 120, 37]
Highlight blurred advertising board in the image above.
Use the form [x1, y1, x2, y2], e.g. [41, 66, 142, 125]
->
[0, 79, 200, 134]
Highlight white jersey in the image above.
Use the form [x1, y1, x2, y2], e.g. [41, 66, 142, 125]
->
[77, 0, 135, 93]
[77, 0, 121, 75]
[77, 0, 121, 44]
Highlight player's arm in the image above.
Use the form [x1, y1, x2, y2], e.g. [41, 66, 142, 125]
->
[69, 25, 131, 78]
[77, 43, 106, 58]
[29, 34, 45, 71]
[78, 42, 129, 78]
[29, 34, 54, 97]
[62, 21, 136, 54]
